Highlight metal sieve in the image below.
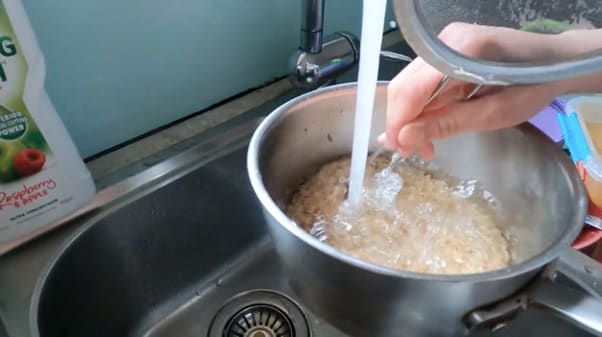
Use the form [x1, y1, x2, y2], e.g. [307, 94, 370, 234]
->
[392, 0, 602, 85]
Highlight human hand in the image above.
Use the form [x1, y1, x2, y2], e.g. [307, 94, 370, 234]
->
[380, 23, 569, 160]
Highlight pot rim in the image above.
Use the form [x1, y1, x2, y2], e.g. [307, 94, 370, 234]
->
[247, 81, 588, 282]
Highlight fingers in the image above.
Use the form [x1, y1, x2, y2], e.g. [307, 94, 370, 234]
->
[425, 82, 484, 110]
[377, 132, 429, 159]
[395, 84, 555, 150]
[384, 57, 482, 151]
[385, 58, 445, 149]
[383, 22, 558, 160]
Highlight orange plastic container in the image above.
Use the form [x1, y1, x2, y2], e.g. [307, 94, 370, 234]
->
[561, 97, 602, 208]
[559, 96, 602, 256]
[573, 198, 602, 256]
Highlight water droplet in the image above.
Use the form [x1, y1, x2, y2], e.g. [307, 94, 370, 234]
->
[453, 180, 477, 198]
[369, 166, 403, 208]
[491, 322, 508, 332]
[309, 218, 328, 241]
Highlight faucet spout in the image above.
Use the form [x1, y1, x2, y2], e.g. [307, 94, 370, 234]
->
[301, 0, 325, 53]
[291, 0, 359, 88]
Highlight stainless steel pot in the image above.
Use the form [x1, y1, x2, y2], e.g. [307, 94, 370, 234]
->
[247, 82, 602, 337]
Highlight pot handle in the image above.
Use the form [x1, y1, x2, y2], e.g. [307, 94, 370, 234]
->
[464, 247, 602, 336]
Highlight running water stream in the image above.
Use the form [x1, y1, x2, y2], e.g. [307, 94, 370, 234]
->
[347, 0, 389, 206]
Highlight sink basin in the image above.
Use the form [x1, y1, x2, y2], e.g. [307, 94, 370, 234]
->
[0, 37, 576, 337]
[30, 119, 595, 337]
[31, 124, 345, 337]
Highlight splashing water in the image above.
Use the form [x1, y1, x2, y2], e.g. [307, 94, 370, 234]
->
[347, 0, 389, 207]
[287, 155, 513, 274]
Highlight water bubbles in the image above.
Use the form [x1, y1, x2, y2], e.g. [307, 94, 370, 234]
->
[287, 154, 511, 275]
[309, 218, 328, 242]
[368, 166, 404, 210]
[482, 190, 500, 209]
[417, 202, 434, 215]
[426, 222, 440, 234]
[453, 257, 464, 264]
[334, 216, 353, 232]
[453, 179, 478, 198]
[337, 176, 350, 185]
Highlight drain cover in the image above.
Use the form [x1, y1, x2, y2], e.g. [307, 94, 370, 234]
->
[208, 290, 310, 337]
[225, 304, 293, 337]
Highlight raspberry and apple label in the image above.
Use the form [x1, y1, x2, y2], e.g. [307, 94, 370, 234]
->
[0, 3, 50, 185]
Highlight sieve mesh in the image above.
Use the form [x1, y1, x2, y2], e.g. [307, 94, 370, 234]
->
[418, 0, 602, 33]
[393, 0, 602, 85]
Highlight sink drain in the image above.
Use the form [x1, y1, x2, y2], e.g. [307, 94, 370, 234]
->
[208, 290, 310, 337]
[224, 304, 293, 337]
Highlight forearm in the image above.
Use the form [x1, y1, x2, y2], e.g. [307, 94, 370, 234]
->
[555, 29, 602, 59]
[487, 27, 564, 62]
[491, 27, 602, 95]
[552, 29, 602, 94]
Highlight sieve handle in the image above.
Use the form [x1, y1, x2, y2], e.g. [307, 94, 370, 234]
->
[465, 247, 602, 335]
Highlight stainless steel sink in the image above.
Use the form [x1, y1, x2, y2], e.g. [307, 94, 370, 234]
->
[0, 38, 594, 337]
[30, 118, 594, 337]
[30, 118, 346, 337]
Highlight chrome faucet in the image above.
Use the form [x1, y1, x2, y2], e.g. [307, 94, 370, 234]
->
[290, 0, 360, 88]
[300, 0, 325, 53]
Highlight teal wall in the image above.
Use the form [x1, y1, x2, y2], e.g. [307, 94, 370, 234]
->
[22, 0, 395, 158]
